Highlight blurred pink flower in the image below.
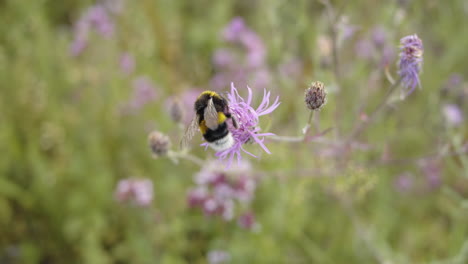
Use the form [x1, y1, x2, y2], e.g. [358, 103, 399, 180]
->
[212, 18, 270, 90]
[70, 4, 115, 56]
[129, 76, 158, 110]
[207, 250, 231, 264]
[238, 211, 256, 230]
[442, 104, 464, 127]
[115, 178, 153, 207]
[187, 160, 255, 223]
[394, 172, 414, 192]
[120, 52, 135, 75]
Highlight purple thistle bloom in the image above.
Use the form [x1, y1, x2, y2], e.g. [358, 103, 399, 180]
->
[398, 34, 423, 95]
[204, 83, 280, 166]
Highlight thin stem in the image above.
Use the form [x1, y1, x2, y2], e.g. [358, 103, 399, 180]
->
[348, 78, 402, 141]
[314, 111, 320, 134]
[168, 150, 204, 167]
[269, 110, 315, 143]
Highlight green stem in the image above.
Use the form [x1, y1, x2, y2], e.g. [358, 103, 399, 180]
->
[348, 78, 402, 141]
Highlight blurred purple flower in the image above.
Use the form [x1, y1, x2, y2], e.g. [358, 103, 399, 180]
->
[204, 83, 280, 166]
[129, 76, 158, 110]
[120, 52, 135, 75]
[441, 74, 463, 95]
[213, 49, 236, 68]
[70, 4, 115, 56]
[223, 17, 247, 42]
[394, 172, 414, 192]
[355, 39, 375, 60]
[103, 0, 125, 14]
[251, 68, 271, 89]
[337, 17, 359, 41]
[212, 18, 269, 90]
[446, 74, 463, 88]
[398, 34, 423, 95]
[207, 250, 231, 264]
[380, 45, 396, 68]
[240, 31, 266, 68]
[187, 161, 255, 222]
[115, 178, 153, 207]
[278, 58, 303, 80]
[238, 212, 256, 230]
[442, 104, 464, 127]
[420, 160, 442, 189]
[372, 25, 387, 47]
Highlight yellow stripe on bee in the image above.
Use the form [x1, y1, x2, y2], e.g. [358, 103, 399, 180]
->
[199, 113, 226, 134]
[199, 90, 220, 99]
[218, 112, 226, 123]
[199, 120, 208, 134]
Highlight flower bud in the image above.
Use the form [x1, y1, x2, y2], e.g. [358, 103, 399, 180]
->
[169, 98, 185, 123]
[148, 131, 170, 157]
[398, 34, 423, 95]
[305, 81, 327, 110]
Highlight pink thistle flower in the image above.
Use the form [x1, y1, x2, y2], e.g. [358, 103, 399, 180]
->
[115, 178, 153, 207]
[204, 83, 280, 166]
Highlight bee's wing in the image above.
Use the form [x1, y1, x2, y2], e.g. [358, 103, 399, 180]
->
[180, 116, 199, 149]
[204, 98, 219, 130]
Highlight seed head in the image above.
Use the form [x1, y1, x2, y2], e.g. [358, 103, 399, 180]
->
[148, 131, 170, 157]
[305, 81, 327, 110]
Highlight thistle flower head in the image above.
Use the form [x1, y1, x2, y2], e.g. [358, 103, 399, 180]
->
[398, 34, 423, 95]
[148, 131, 171, 157]
[115, 178, 153, 207]
[203, 83, 280, 166]
[305, 81, 327, 110]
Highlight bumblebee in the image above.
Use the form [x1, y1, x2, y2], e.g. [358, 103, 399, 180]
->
[181, 91, 238, 151]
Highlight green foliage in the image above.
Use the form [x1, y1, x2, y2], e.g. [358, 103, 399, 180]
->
[0, 0, 467, 263]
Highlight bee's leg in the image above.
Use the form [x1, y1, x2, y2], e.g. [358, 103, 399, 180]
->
[231, 116, 238, 128]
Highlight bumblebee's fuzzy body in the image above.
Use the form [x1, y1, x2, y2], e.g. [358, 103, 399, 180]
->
[185, 91, 237, 151]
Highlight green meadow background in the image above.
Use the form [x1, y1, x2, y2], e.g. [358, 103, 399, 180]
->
[0, 0, 467, 263]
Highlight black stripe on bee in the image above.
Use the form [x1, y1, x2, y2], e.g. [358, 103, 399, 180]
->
[203, 122, 230, 143]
